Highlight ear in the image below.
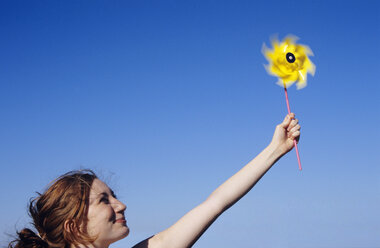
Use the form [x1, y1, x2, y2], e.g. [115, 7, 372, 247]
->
[64, 219, 78, 234]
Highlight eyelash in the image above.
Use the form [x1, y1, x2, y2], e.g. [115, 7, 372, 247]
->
[99, 192, 117, 204]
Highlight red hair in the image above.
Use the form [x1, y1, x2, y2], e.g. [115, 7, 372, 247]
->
[9, 170, 98, 248]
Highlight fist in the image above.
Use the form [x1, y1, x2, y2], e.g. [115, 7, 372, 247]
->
[271, 113, 301, 155]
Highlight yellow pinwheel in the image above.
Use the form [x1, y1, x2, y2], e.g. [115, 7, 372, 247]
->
[263, 35, 315, 89]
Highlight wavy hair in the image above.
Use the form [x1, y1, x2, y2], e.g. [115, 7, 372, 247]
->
[9, 170, 98, 248]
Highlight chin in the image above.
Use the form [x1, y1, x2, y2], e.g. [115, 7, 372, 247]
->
[106, 230, 129, 246]
[117, 226, 130, 240]
[122, 226, 130, 238]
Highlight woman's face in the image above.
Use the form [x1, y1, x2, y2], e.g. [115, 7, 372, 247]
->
[86, 179, 129, 247]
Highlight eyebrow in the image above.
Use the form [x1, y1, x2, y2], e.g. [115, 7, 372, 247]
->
[110, 190, 117, 198]
[97, 191, 117, 198]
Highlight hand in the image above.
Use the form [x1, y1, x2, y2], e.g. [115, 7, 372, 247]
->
[270, 113, 301, 155]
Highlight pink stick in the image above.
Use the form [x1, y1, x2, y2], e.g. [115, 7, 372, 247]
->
[284, 87, 302, 171]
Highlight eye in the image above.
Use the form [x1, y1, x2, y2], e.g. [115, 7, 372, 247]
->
[286, 52, 296, 63]
[100, 197, 110, 204]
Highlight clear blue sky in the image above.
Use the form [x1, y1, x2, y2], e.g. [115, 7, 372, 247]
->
[1, 1, 379, 247]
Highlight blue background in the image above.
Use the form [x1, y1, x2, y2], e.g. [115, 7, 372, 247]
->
[1, 1, 379, 247]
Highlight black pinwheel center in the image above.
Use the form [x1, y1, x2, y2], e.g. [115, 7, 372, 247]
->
[286, 52, 296, 63]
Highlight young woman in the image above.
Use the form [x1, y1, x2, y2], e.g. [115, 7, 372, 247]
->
[10, 113, 300, 248]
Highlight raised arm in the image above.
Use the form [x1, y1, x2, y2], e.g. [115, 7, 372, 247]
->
[133, 113, 300, 248]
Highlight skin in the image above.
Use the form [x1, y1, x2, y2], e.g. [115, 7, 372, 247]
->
[79, 113, 300, 248]
[83, 179, 129, 248]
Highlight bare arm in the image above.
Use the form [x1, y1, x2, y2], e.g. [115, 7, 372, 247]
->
[133, 113, 300, 248]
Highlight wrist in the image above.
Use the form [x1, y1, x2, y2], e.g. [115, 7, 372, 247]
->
[267, 142, 287, 158]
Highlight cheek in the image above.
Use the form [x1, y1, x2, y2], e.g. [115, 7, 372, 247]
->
[86, 206, 115, 234]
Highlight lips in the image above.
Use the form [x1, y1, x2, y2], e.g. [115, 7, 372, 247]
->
[115, 217, 126, 223]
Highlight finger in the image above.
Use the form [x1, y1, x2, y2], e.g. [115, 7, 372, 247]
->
[280, 113, 295, 128]
[290, 131, 300, 142]
[287, 118, 299, 131]
[288, 124, 301, 138]
[289, 124, 301, 133]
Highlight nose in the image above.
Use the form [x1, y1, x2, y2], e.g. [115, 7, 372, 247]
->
[114, 198, 127, 212]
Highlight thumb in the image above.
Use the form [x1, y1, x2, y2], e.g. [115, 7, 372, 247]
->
[280, 113, 295, 129]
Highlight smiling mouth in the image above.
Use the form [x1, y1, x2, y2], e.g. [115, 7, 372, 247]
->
[115, 218, 126, 224]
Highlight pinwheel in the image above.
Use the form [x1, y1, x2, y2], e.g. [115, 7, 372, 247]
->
[263, 35, 316, 170]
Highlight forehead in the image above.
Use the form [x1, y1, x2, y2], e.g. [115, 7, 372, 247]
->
[90, 179, 112, 196]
